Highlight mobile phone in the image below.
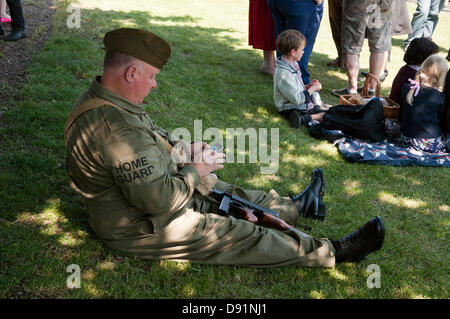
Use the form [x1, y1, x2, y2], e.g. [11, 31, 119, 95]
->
[211, 143, 224, 152]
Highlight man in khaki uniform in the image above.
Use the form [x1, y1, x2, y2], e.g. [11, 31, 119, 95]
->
[65, 28, 385, 268]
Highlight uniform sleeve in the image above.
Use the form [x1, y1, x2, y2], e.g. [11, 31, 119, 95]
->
[276, 71, 306, 106]
[153, 125, 180, 144]
[101, 127, 201, 216]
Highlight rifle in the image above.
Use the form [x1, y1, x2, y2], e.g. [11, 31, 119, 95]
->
[209, 189, 311, 231]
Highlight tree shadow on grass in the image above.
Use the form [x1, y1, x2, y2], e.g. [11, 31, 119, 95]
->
[0, 6, 448, 299]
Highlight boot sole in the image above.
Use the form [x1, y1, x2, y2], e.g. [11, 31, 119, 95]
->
[374, 216, 385, 251]
[313, 168, 325, 196]
[318, 202, 326, 220]
[316, 168, 326, 221]
[357, 216, 385, 262]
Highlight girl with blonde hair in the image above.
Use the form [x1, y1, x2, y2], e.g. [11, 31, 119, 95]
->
[400, 54, 448, 153]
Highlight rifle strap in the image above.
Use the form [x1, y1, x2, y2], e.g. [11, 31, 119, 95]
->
[64, 98, 117, 141]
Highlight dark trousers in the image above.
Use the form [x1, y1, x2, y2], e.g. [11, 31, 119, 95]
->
[6, 0, 25, 32]
[328, 0, 343, 60]
[267, 0, 324, 85]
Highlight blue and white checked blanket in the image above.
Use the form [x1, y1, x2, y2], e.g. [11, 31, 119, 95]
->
[335, 138, 450, 167]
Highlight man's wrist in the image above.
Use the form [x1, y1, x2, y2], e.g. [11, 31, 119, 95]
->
[180, 165, 202, 188]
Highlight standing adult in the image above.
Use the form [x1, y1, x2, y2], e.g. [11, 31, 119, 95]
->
[366, 0, 412, 82]
[267, 0, 324, 85]
[404, 0, 446, 49]
[326, 0, 343, 68]
[332, 0, 410, 89]
[4, 0, 26, 41]
[326, 0, 411, 68]
[331, 0, 393, 96]
[249, 0, 276, 76]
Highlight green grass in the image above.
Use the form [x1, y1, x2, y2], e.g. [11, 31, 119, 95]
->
[0, 0, 449, 299]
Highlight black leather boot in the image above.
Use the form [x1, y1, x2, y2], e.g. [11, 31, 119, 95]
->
[289, 168, 326, 220]
[287, 110, 312, 129]
[0, 23, 4, 36]
[331, 216, 385, 263]
[4, 29, 26, 41]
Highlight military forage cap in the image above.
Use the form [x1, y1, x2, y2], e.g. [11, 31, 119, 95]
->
[103, 28, 171, 68]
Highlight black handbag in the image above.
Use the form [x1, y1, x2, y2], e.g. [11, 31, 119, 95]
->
[320, 98, 386, 142]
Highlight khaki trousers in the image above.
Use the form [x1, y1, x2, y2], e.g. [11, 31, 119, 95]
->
[105, 180, 336, 268]
[329, 0, 343, 59]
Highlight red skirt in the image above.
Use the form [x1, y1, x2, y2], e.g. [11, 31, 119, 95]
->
[249, 0, 276, 50]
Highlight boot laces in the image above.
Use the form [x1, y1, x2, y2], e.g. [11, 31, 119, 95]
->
[337, 226, 372, 251]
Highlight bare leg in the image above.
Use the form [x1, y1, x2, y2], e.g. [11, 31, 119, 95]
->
[311, 112, 325, 122]
[261, 50, 276, 76]
[369, 51, 388, 90]
[344, 54, 359, 93]
[1, 0, 11, 19]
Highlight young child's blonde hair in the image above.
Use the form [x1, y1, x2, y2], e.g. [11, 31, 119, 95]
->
[406, 54, 448, 105]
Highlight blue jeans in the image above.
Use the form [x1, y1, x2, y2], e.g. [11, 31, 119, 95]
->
[267, 0, 324, 84]
[405, 0, 445, 46]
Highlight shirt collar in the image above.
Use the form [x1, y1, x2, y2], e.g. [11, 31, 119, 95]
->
[89, 76, 145, 114]
[281, 56, 301, 73]
[407, 65, 420, 71]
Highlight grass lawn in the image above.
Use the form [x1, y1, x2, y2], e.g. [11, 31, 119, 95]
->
[0, 0, 449, 299]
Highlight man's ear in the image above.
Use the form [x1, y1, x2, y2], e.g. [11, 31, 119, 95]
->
[124, 64, 138, 83]
[289, 48, 296, 57]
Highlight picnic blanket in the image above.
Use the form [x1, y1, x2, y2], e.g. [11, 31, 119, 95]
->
[335, 138, 450, 167]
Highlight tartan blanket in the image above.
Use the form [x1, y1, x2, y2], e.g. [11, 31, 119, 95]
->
[335, 138, 450, 167]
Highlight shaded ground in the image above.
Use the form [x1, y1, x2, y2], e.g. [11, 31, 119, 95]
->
[0, 0, 55, 114]
[0, 0, 449, 299]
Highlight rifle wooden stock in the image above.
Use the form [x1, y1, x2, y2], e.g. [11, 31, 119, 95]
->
[253, 210, 294, 231]
[238, 208, 259, 224]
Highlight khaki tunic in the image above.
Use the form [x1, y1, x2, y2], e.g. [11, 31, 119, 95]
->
[65, 77, 335, 268]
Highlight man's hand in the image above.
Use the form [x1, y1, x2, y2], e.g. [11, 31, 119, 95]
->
[190, 141, 209, 162]
[187, 147, 225, 179]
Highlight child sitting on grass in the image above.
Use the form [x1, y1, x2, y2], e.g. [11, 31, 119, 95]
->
[400, 54, 448, 153]
[389, 37, 439, 105]
[273, 29, 329, 128]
